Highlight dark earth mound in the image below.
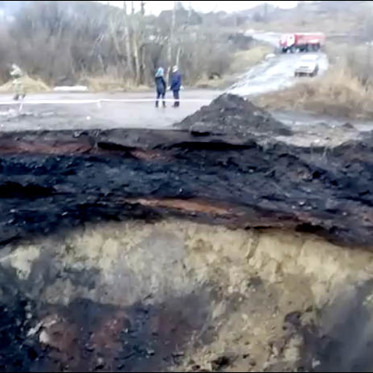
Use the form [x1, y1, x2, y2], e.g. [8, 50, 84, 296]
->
[176, 94, 292, 137]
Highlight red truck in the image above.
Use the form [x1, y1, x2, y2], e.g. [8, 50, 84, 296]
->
[279, 33, 325, 53]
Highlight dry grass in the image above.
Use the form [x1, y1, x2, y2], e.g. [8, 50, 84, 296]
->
[195, 45, 273, 89]
[194, 77, 227, 89]
[85, 75, 149, 92]
[256, 68, 373, 119]
[0, 75, 50, 93]
[229, 45, 273, 73]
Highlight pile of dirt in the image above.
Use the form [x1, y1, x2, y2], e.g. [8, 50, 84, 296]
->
[176, 94, 292, 137]
[0, 76, 50, 93]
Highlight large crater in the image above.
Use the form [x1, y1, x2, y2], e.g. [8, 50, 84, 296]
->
[2, 221, 373, 372]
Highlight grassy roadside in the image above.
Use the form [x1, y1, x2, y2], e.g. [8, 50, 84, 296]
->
[254, 40, 373, 121]
[0, 45, 272, 94]
[85, 76, 150, 93]
[0, 76, 51, 94]
[195, 45, 273, 89]
[255, 67, 373, 120]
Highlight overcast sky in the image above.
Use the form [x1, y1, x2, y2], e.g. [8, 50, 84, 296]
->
[102, 1, 299, 15]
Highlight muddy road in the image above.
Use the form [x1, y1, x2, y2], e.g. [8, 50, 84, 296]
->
[228, 52, 329, 97]
[0, 88, 370, 133]
[0, 90, 220, 132]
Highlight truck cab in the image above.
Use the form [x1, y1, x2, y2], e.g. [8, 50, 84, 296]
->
[280, 34, 296, 53]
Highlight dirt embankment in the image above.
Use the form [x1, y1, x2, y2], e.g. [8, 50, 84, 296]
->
[1, 94, 373, 372]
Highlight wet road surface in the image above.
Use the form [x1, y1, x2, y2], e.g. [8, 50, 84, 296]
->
[228, 31, 328, 96]
[228, 52, 329, 97]
[0, 89, 370, 132]
[0, 90, 221, 131]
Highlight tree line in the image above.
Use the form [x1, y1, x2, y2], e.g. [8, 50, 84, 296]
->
[0, 1, 243, 87]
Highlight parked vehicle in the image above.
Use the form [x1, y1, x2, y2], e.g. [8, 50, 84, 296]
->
[280, 32, 325, 53]
[294, 55, 320, 77]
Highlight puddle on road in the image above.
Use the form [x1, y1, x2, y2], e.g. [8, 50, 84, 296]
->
[1, 219, 373, 371]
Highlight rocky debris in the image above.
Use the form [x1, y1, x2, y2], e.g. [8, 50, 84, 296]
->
[211, 355, 232, 371]
[176, 94, 292, 137]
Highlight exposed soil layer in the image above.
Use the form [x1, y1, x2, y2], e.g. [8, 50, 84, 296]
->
[2, 222, 373, 372]
[0, 95, 372, 246]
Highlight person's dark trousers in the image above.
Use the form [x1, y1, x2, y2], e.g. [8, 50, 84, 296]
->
[173, 90, 180, 107]
[155, 91, 166, 107]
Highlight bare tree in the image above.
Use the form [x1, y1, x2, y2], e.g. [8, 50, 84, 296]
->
[132, 29, 141, 84]
[140, 1, 146, 16]
[123, 1, 134, 79]
[167, 1, 177, 82]
[187, 0, 192, 25]
[130, 1, 147, 85]
[263, 3, 268, 23]
[1, 1, 236, 88]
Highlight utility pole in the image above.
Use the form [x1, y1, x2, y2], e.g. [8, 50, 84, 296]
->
[187, 0, 192, 25]
[140, 1, 146, 16]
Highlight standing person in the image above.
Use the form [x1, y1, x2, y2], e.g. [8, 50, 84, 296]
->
[10, 64, 25, 101]
[170, 65, 181, 107]
[155, 67, 166, 108]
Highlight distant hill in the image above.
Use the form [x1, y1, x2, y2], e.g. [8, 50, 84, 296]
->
[234, 0, 372, 37]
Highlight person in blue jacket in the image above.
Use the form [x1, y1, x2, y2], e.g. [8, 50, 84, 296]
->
[170, 65, 182, 107]
[155, 67, 166, 108]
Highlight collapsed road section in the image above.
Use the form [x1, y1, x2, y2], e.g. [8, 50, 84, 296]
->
[0, 94, 372, 246]
[1, 94, 373, 372]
